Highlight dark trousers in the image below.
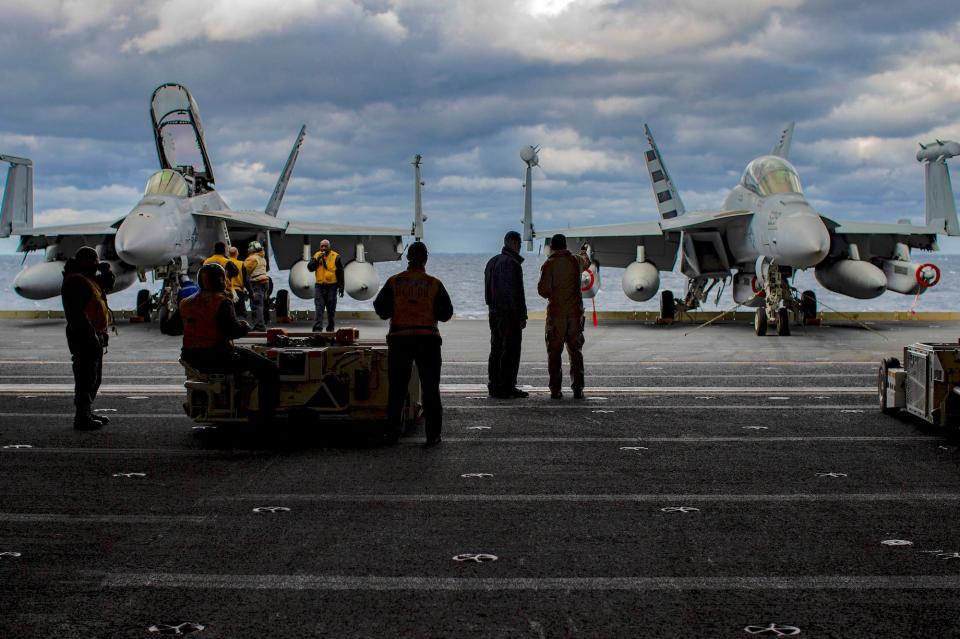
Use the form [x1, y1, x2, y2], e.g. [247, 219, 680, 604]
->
[250, 282, 268, 331]
[546, 314, 585, 393]
[487, 312, 523, 392]
[387, 335, 442, 440]
[182, 345, 279, 416]
[313, 284, 338, 331]
[234, 292, 247, 320]
[66, 330, 103, 411]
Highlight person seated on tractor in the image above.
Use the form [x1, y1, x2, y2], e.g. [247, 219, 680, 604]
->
[179, 263, 279, 421]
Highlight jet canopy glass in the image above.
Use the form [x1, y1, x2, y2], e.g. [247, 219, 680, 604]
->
[144, 169, 189, 197]
[150, 83, 215, 189]
[740, 156, 803, 196]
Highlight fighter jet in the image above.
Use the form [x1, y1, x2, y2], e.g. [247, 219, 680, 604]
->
[0, 83, 413, 333]
[526, 124, 959, 335]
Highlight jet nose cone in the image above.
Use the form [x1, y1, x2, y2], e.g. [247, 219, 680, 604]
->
[115, 213, 172, 267]
[777, 214, 830, 268]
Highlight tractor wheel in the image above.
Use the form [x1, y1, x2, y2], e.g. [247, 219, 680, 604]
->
[879, 356, 901, 415]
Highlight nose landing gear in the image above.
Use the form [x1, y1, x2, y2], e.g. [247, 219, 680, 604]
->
[754, 264, 816, 337]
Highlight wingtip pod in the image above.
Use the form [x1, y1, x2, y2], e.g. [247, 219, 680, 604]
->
[917, 140, 960, 162]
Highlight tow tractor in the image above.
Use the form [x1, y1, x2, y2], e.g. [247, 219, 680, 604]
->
[878, 342, 960, 430]
[182, 328, 420, 434]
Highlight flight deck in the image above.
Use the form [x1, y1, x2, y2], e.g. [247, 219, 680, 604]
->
[2, 317, 960, 638]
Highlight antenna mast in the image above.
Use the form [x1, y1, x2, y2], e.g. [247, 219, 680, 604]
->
[412, 154, 425, 241]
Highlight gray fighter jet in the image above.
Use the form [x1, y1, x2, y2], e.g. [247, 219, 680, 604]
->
[1, 83, 413, 332]
[526, 124, 959, 335]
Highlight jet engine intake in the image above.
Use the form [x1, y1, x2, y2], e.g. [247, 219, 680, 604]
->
[814, 259, 886, 299]
[881, 259, 940, 295]
[621, 261, 659, 302]
[580, 263, 601, 299]
[344, 260, 379, 300]
[287, 260, 315, 299]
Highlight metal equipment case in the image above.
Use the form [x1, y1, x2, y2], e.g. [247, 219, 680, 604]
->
[878, 342, 960, 428]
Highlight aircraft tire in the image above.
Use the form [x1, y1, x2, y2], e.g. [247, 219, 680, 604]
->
[659, 290, 675, 320]
[275, 289, 290, 320]
[136, 289, 152, 322]
[754, 308, 767, 336]
[777, 307, 791, 336]
[800, 290, 817, 322]
[879, 357, 901, 415]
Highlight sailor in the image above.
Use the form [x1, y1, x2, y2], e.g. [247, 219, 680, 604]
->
[227, 246, 250, 319]
[61, 246, 115, 430]
[243, 241, 270, 331]
[537, 234, 590, 399]
[484, 230, 528, 398]
[179, 263, 279, 421]
[203, 242, 240, 298]
[307, 239, 344, 332]
[374, 242, 453, 447]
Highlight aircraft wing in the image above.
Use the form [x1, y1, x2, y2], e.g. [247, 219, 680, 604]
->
[193, 209, 289, 231]
[538, 220, 680, 269]
[269, 221, 407, 269]
[661, 209, 752, 232]
[826, 218, 941, 253]
[15, 220, 121, 252]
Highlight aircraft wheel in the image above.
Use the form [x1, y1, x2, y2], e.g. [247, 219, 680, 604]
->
[800, 290, 817, 321]
[777, 307, 791, 336]
[136, 289, 152, 322]
[879, 357, 901, 415]
[754, 308, 767, 336]
[659, 290, 675, 320]
[275, 289, 289, 321]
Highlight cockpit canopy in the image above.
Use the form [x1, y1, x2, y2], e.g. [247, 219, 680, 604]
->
[740, 156, 803, 196]
[144, 169, 189, 197]
[150, 83, 214, 190]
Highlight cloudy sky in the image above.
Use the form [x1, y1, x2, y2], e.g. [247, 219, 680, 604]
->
[1, 0, 958, 254]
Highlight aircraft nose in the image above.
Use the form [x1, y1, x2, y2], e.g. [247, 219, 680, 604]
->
[777, 214, 830, 268]
[115, 212, 173, 267]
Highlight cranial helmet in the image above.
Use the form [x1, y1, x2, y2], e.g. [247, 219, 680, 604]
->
[248, 240, 262, 252]
[198, 263, 227, 293]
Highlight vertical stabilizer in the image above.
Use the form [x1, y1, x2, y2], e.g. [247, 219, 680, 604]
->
[0, 155, 33, 237]
[917, 140, 960, 236]
[771, 122, 795, 158]
[265, 125, 306, 217]
[643, 125, 686, 219]
[412, 154, 426, 241]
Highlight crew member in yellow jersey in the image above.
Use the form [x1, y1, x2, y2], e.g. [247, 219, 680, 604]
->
[203, 242, 240, 299]
[307, 239, 344, 332]
[227, 246, 250, 318]
[179, 263, 279, 421]
[244, 241, 270, 331]
[61, 246, 116, 430]
[374, 242, 453, 446]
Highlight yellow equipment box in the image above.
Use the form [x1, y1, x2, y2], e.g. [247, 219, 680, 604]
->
[182, 328, 420, 428]
[879, 342, 960, 429]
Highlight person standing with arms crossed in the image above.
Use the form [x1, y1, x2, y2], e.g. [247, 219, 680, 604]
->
[61, 246, 115, 430]
[374, 242, 453, 447]
[307, 239, 344, 332]
[244, 240, 270, 331]
[537, 234, 591, 399]
[484, 230, 528, 398]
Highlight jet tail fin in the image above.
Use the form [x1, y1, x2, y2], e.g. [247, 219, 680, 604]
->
[643, 124, 686, 219]
[918, 140, 960, 236]
[771, 122, 794, 158]
[265, 125, 306, 217]
[0, 155, 33, 238]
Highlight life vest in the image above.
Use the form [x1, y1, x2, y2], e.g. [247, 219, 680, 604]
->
[227, 258, 245, 292]
[245, 252, 269, 283]
[203, 254, 234, 291]
[64, 273, 110, 333]
[313, 250, 339, 285]
[180, 290, 231, 349]
[387, 269, 441, 336]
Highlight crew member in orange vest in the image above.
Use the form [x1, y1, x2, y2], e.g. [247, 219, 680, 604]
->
[180, 263, 279, 421]
[307, 238, 344, 332]
[374, 242, 453, 446]
[61, 246, 115, 430]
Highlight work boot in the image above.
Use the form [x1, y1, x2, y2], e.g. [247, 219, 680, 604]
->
[506, 387, 529, 398]
[73, 410, 102, 431]
[325, 325, 334, 332]
[573, 389, 585, 400]
[423, 433, 442, 448]
[88, 410, 110, 425]
[550, 390, 563, 400]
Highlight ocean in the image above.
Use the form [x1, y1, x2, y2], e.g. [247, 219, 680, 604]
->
[3, 252, 958, 317]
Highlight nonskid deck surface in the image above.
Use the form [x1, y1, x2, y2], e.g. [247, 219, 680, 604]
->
[2, 318, 959, 638]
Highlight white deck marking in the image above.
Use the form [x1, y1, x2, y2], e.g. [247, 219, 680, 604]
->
[0, 513, 212, 524]
[99, 573, 960, 591]
[201, 492, 960, 504]
[0, 384, 876, 396]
